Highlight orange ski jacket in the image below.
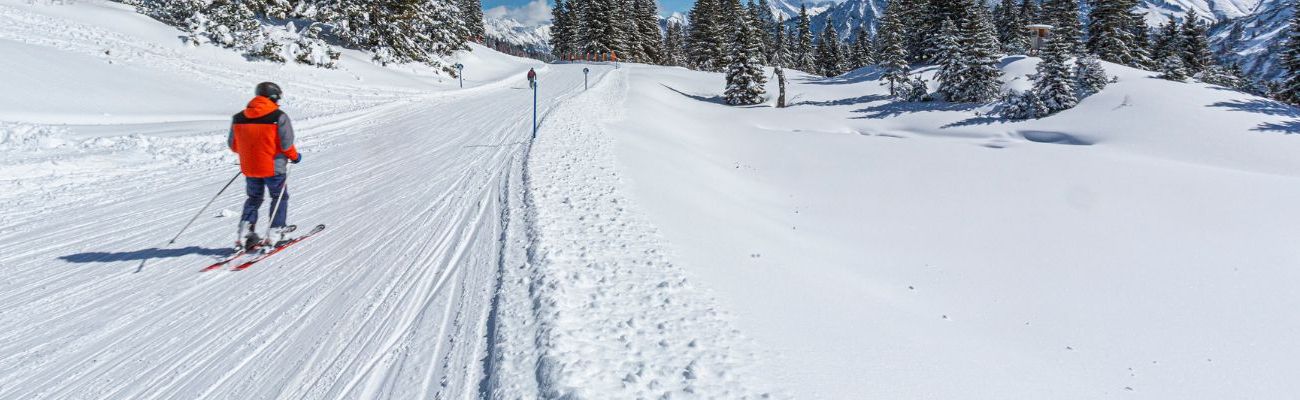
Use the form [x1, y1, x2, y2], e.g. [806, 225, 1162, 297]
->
[228, 96, 298, 178]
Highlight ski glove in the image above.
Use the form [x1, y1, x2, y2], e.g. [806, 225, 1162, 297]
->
[290, 154, 302, 164]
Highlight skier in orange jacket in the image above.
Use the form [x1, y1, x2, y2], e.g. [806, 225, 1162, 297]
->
[229, 82, 301, 249]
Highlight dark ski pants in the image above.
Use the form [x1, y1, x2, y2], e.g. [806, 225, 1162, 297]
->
[242, 175, 288, 228]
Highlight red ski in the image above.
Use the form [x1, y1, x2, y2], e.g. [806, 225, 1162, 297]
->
[202, 249, 248, 272]
[200, 238, 271, 272]
[232, 224, 325, 271]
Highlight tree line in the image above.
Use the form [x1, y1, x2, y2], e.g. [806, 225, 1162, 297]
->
[115, 0, 484, 72]
[554, 0, 1265, 113]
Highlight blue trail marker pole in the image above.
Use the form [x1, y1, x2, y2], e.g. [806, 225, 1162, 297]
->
[454, 63, 464, 88]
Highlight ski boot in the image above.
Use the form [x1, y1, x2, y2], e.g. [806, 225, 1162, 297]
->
[268, 225, 297, 247]
[239, 221, 262, 252]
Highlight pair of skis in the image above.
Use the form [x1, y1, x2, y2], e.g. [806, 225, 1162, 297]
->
[202, 224, 325, 272]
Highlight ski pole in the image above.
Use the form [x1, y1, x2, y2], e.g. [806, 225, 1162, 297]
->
[263, 162, 291, 245]
[168, 171, 242, 245]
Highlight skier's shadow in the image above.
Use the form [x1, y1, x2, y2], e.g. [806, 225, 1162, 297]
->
[60, 247, 230, 264]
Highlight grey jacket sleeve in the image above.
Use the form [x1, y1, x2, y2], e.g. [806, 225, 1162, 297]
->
[278, 113, 295, 151]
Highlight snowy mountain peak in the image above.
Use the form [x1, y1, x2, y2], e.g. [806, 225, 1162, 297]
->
[770, 0, 843, 19]
[808, 0, 887, 39]
[483, 14, 552, 51]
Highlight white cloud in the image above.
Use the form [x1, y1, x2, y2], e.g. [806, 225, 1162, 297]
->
[484, 0, 553, 26]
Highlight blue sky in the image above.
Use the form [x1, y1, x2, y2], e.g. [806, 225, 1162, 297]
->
[481, 0, 692, 22]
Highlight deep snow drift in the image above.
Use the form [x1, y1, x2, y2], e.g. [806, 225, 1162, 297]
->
[605, 60, 1300, 398]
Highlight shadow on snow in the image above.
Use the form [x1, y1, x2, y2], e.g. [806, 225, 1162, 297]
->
[61, 246, 231, 264]
[661, 84, 728, 105]
[1208, 99, 1300, 134]
[792, 94, 891, 107]
[852, 100, 982, 119]
[798, 67, 885, 85]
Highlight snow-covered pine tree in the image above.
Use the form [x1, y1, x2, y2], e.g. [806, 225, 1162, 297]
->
[581, 0, 625, 56]
[922, 0, 968, 62]
[771, 15, 789, 67]
[755, 0, 779, 61]
[840, 41, 853, 72]
[935, 19, 965, 100]
[664, 21, 688, 66]
[894, 0, 928, 62]
[1086, 0, 1136, 65]
[137, 0, 469, 69]
[424, 0, 470, 58]
[815, 17, 846, 77]
[1274, 0, 1300, 104]
[330, 0, 466, 66]
[786, 24, 799, 62]
[137, 0, 205, 25]
[725, 13, 768, 105]
[745, 0, 771, 64]
[1158, 54, 1188, 81]
[568, 0, 591, 54]
[550, 0, 574, 57]
[1019, 0, 1040, 27]
[687, 0, 727, 70]
[1149, 16, 1181, 65]
[1179, 10, 1212, 75]
[201, 0, 263, 49]
[876, 0, 911, 95]
[795, 5, 816, 72]
[1074, 54, 1108, 94]
[1125, 8, 1154, 68]
[1000, 88, 1050, 119]
[994, 0, 1027, 54]
[1042, 0, 1081, 54]
[955, 3, 1003, 102]
[240, 0, 286, 19]
[718, 0, 744, 31]
[460, 0, 485, 41]
[293, 22, 340, 67]
[613, 0, 639, 60]
[1198, 63, 1259, 94]
[901, 75, 931, 101]
[1032, 32, 1078, 112]
[849, 28, 873, 69]
[634, 0, 663, 63]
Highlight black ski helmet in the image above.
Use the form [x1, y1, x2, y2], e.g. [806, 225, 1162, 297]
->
[255, 82, 282, 102]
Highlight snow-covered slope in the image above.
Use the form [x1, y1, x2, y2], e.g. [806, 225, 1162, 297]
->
[601, 60, 1300, 398]
[1211, 0, 1288, 81]
[1136, 0, 1261, 24]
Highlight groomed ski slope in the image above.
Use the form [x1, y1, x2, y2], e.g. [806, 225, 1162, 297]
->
[0, 2, 773, 399]
[0, 47, 589, 400]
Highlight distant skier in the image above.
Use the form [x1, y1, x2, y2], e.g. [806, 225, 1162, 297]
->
[229, 82, 301, 250]
[527, 68, 537, 88]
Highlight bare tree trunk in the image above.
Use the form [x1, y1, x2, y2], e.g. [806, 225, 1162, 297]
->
[775, 66, 787, 108]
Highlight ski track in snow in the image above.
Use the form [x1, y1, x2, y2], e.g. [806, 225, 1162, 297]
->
[0, 54, 686, 398]
[482, 69, 777, 399]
